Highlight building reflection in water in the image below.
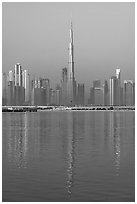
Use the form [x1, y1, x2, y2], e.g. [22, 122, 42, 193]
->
[103, 112, 109, 151]
[110, 111, 121, 176]
[66, 112, 76, 198]
[7, 113, 29, 168]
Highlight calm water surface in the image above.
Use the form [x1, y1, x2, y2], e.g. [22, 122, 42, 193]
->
[2, 111, 135, 202]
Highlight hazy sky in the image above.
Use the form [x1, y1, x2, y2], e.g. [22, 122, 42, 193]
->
[2, 2, 135, 90]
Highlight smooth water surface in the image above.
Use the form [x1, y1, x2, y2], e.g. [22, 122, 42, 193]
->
[3, 111, 135, 201]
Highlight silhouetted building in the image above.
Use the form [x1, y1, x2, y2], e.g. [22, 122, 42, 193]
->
[67, 21, 75, 106]
[42, 79, 50, 105]
[110, 76, 117, 106]
[77, 83, 85, 106]
[22, 70, 30, 105]
[40, 78, 50, 105]
[50, 89, 56, 105]
[124, 80, 135, 106]
[93, 80, 101, 88]
[94, 87, 103, 105]
[2, 73, 7, 105]
[133, 82, 135, 106]
[7, 70, 15, 106]
[61, 68, 68, 105]
[120, 87, 123, 106]
[14, 63, 24, 105]
[116, 68, 121, 80]
[88, 87, 94, 105]
[115, 68, 121, 105]
[103, 80, 109, 105]
[56, 84, 61, 105]
[31, 79, 42, 105]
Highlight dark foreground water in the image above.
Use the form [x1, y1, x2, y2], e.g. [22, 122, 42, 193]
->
[2, 111, 135, 202]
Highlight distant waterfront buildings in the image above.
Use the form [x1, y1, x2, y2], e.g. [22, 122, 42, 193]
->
[61, 67, 68, 105]
[14, 63, 25, 106]
[77, 83, 85, 106]
[22, 70, 30, 105]
[2, 73, 7, 105]
[124, 80, 135, 106]
[110, 76, 117, 106]
[2, 65, 135, 107]
[2, 22, 135, 107]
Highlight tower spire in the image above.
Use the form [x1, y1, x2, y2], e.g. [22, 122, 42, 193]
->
[67, 18, 75, 106]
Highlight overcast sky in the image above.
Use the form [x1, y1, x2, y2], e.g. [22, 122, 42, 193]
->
[2, 2, 135, 90]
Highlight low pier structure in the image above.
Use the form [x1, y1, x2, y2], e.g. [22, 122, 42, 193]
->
[2, 105, 135, 112]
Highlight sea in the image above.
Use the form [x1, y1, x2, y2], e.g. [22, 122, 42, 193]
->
[2, 111, 135, 202]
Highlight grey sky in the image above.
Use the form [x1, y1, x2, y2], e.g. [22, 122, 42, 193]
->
[2, 2, 135, 90]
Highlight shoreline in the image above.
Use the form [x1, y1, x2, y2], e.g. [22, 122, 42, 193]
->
[2, 106, 135, 112]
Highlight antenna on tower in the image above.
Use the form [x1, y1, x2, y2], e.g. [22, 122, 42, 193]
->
[70, 11, 73, 29]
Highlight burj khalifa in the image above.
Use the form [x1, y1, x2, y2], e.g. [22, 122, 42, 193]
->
[67, 21, 76, 105]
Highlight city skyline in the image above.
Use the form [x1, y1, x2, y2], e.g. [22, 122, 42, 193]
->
[2, 13, 135, 107]
[2, 2, 135, 90]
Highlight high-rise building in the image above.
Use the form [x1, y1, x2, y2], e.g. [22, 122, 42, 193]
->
[88, 87, 95, 105]
[61, 68, 68, 105]
[67, 21, 75, 106]
[56, 84, 61, 105]
[22, 70, 30, 105]
[14, 63, 23, 86]
[2, 73, 7, 105]
[7, 70, 15, 106]
[124, 80, 134, 106]
[133, 82, 135, 106]
[14, 63, 24, 105]
[42, 79, 50, 105]
[77, 83, 85, 106]
[93, 80, 101, 88]
[92, 80, 103, 105]
[116, 68, 121, 80]
[50, 89, 56, 105]
[94, 87, 103, 105]
[103, 80, 108, 106]
[115, 68, 121, 105]
[120, 87, 123, 106]
[31, 79, 42, 106]
[110, 76, 117, 106]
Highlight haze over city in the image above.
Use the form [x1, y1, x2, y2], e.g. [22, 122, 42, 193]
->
[2, 2, 135, 202]
[2, 2, 135, 91]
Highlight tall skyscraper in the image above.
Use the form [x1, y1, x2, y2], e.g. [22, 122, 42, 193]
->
[110, 76, 117, 106]
[56, 84, 61, 105]
[103, 80, 108, 106]
[14, 63, 24, 105]
[61, 68, 68, 105]
[94, 87, 103, 105]
[7, 70, 15, 106]
[93, 80, 101, 88]
[2, 72, 7, 105]
[116, 68, 121, 80]
[115, 68, 121, 105]
[77, 83, 85, 106]
[91, 80, 103, 105]
[50, 88, 56, 105]
[124, 80, 134, 106]
[14, 63, 23, 86]
[31, 79, 42, 106]
[43, 79, 50, 105]
[22, 70, 30, 105]
[67, 21, 75, 106]
[88, 87, 95, 105]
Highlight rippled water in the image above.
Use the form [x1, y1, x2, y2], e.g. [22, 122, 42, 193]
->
[2, 111, 135, 202]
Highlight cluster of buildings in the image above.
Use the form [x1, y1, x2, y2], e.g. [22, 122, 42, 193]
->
[88, 69, 135, 106]
[2, 21, 135, 107]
